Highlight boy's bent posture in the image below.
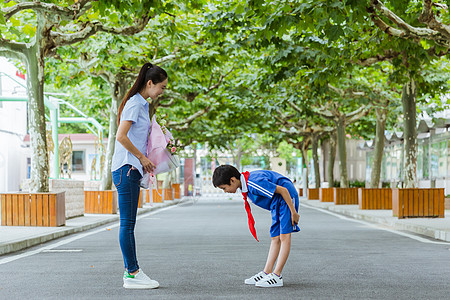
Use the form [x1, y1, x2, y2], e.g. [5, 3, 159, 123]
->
[212, 165, 300, 288]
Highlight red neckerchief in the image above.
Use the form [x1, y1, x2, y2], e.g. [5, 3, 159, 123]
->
[242, 171, 259, 242]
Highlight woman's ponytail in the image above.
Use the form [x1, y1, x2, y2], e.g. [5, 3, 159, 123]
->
[117, 63, 167, 126]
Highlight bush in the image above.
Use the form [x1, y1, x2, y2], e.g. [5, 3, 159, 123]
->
[381, 182, 391, 188]
[349, 180, 365, 188]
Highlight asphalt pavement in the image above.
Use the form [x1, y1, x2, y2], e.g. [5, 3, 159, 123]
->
[0, 194, 449, 299]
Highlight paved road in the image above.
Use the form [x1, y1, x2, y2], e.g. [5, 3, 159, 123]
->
[1, 198, 449, 299]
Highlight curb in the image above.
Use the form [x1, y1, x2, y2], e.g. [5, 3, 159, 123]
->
[0, 199, 187, 256]
[300, 199, 450, 243]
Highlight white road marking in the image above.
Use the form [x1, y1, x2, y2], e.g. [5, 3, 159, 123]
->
[42, 249, 83, 253]
[0, 204, 183, 265]
[300, 203, 450, 245]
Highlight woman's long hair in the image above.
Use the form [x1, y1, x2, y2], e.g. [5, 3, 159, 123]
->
[117, 63, 168, 126]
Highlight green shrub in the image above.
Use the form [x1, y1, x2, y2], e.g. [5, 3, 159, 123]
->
[349, 180, 365, 188]
[381, 182, 391, 188]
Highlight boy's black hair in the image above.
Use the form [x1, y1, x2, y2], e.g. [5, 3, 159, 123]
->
[212, 165, 241, 187]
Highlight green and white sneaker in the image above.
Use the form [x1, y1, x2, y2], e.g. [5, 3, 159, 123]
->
[123, 269, 159, 289]
[244, 271, 268, 285]
[255, 273, 283, 287]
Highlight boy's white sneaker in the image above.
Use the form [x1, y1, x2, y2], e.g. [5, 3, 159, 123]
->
[255, 273, 283, 287]
[123, 269, 159, 289]
[244, 271, 268, 285]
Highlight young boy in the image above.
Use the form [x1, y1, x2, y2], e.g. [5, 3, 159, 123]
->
[212, 165, 300, 288]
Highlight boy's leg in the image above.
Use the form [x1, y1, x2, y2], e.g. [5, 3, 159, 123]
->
[263, 236, 281, 274]
[273, 233, 291, 276]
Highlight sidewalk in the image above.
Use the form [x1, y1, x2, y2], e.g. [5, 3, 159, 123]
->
[300, 198, 450, 242]
[0, 199, 186, 256]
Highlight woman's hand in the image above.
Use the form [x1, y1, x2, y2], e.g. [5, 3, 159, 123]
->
[139, 156, 155, 173]
[291, 211, 300, 226]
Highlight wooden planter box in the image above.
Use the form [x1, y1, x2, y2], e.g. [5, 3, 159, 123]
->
[164, 188, 173, 201]
[151, 188, 163, 203]
[308, 188, 320, 200]
[1, 192, 65, 227]
[298, 188, 303, 197]
[358, 188, 392, 210]
[173, 184, 181, 199]
[392, 188, 445, 218]
[84, 190, 117, 214]
[138, 190, 143, 208]
[319, 188, 334, 202]
[334, 188, 358, 205]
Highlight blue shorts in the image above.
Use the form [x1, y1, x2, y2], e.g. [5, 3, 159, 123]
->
[270, 192, 300, 237]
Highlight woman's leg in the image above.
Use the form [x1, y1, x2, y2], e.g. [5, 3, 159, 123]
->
[114, 165, 141, 274]
[263, 236, 281, 274]
[273, 233, 291, 276]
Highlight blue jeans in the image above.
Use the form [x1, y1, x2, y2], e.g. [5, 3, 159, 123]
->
[112, 164, 142, 273]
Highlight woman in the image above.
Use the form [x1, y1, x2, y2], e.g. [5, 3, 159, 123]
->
[111, 63, 167, 289]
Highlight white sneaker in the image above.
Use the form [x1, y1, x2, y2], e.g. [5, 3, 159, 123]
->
[123, 269, 159, 289]
[255, 273, 283, 287]
[244, 271, 268, 285]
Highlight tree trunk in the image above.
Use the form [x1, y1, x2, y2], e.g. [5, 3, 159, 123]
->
[336, 117, 349, 188]
[236, 150, 242, 171]
[369, 107, 387, 188]
[312, 134, 320, 188]
[327, 131, 337, 187]
[402, 78, 418, 188]
[101, 79, 127, 190]
[300, 141, 309, 188]
[26, 16, 50, 192]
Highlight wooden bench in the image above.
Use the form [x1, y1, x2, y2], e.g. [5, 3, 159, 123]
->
[1, 192, 65, 227]
[392, 188, 445, 218]
[308, 188, 320, 200]
[334, 188, 358, 205]
[84, 191, 117, 214]
[358, 188, 392, 210]
[320, 188, 334, 202]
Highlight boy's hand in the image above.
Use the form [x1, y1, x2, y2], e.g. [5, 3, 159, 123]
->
[291, 211, 300, 226]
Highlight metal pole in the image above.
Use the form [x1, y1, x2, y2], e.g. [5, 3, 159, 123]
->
[48, 97, 59, 179]
[50, 107, 59, 179]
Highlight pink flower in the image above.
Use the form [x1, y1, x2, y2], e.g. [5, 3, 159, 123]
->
[171, 147, 176, 153]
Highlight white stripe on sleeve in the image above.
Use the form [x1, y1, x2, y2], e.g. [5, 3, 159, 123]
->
[247, 181, 273, 198]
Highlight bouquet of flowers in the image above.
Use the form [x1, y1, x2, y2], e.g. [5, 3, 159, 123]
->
[140, 115, 180, 189]
[167, 139, 177, 155]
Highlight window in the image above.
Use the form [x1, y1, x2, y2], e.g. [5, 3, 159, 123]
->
[396, 145, 403, 180]
[27, 157, 31, 179]
[417, 141, 423, 180]
[429, 139, 448, 179]
[72, 151, 85, 172]
[437, 141, 447, 178]
[448, 140, 450, 177]
[385, 147, 392, 181]
[422, 143, 429, 179]
[365, 151, 373, 182]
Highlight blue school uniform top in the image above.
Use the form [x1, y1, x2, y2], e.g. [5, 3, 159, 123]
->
[241, 170, 297, 210]
[111, 93, 150, 177]
[242, 170, 300, 237]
